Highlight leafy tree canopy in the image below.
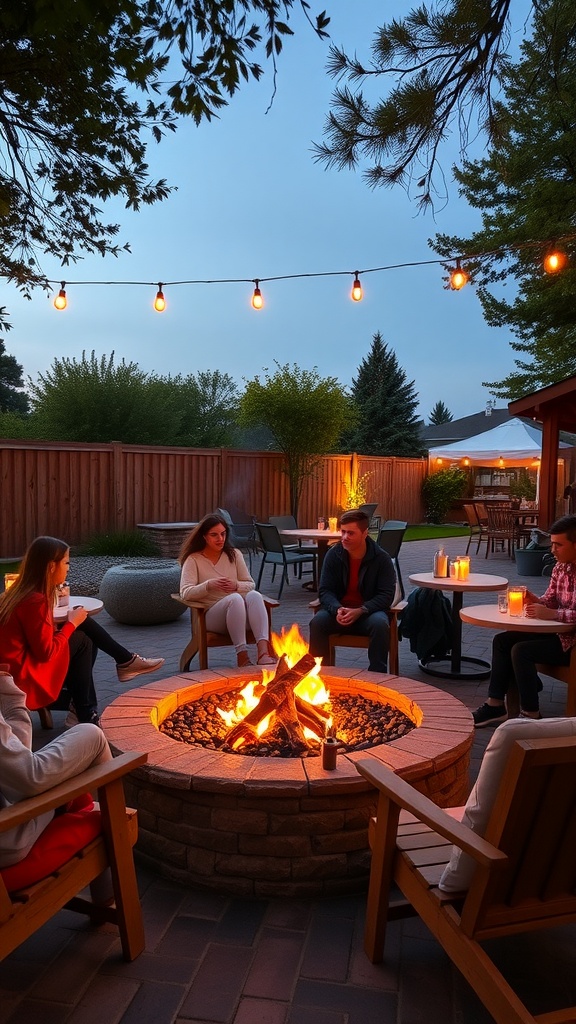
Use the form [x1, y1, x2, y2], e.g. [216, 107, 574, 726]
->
[429, 400, 453, 425]
[22, 350, 239, 446]
[343, 332, 425, 458]
[314, 0, 534, 210]
[0, 1, 329, 306]
[432, 0, 576, 398]
[239, 360, 354, 517]
[0, 338, 29, 413]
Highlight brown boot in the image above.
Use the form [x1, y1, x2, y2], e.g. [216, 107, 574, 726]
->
[237, 650, 253, 668]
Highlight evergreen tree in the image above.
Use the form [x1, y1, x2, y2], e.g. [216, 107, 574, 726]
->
[432, 0, 576, 398]
[0, 339, 29, 414]
[344, 333, 425, 457]
[429, 401, 453, 425]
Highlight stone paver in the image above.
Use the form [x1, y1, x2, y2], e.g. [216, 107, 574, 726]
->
[2, 537, 572, 1023]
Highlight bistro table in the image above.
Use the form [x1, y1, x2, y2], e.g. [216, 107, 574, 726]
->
[279, 528, 340, 578]
[54, 595, 104, 623]
[409, 571, 508, 680]
[460, 602, 573, 716]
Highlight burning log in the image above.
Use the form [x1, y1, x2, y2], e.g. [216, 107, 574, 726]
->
[223, 652, 328, 751]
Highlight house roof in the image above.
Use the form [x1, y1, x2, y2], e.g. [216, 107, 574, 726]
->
[421, 407, 511, 447]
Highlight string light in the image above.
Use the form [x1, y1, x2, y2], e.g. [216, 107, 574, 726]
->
[53, 282, 67, 310]
[154, 283, 166, 312]
[449, 259, 469, 290]
[463, 457, 470, 467]
[543, 247, 568, 273]
[251, 280, 263, 310]
[436, 457, 443, 466]
[498, 456, 505, 468]
[351, 273, 363, 302]
[44, 232, 574, 313]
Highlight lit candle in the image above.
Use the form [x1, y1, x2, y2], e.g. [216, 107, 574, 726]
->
[3, 573, 19, 591]
[507, 587, 525, 616]
[328, 517, 338, 532]
[457, 556, 470, 581]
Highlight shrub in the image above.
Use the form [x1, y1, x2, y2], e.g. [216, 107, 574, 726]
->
[421, 468, 467, 524]
[76, 530, 161, 557]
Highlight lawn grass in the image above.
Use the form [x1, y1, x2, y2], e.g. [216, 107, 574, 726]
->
[404, 524, 469, 542]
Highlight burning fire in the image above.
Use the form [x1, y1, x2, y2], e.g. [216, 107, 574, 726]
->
[216, 624, 332, 745]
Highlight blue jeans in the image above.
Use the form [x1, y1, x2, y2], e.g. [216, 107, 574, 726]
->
[309, 609, 390, 672]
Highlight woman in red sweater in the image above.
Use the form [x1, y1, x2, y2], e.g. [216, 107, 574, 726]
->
[0, 537, 99, 724]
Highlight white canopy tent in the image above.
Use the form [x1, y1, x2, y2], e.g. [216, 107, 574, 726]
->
[428, 417, 569, 468]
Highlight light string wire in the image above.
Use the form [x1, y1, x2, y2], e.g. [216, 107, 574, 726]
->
[43, 233, 575, 300]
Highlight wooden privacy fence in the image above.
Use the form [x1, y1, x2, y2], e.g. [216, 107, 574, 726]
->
[0, 439, 427, 556]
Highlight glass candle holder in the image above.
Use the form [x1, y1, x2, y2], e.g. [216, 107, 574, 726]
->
[507, 586, 526, 617]
[457, 555, 470, 580]
[3, 573, 19, 591]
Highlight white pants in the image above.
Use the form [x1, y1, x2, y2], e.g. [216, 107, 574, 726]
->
[204, 591, 269, 652]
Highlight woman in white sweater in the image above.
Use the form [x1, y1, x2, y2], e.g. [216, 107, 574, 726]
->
[179, 513, 276, 667]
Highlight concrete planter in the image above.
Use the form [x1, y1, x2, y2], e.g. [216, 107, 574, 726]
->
[514, 549, 545, 577]
[100, 562, 185, 625]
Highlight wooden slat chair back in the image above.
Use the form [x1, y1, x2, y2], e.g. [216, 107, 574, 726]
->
[356, 735, 576, 1024]
[485, 505, 517, 558]
[0, 751, 147, 963]
[172, 594, 279, 671]
[309, 598, 405, 676]
[463, 503, 487, 555]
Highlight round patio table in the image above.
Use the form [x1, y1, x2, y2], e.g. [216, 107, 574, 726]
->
[409, 571, 508, 680]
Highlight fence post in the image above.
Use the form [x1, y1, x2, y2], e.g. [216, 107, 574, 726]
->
[111, 441, 125, 531]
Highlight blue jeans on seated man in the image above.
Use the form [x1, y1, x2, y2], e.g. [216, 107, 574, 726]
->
[309, 609, 390, 673]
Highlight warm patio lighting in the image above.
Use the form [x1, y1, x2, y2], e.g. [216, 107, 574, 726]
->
[3, 572, 18, 590]
[351, 273, 363, 302]
[449, 259, 469, 290]
[53, 282, 67, 310]
[463, 457, 470, 466]
[498, 456, 505, 468]
[436, 457, 443, 466]
[543, 248, 568, 273]
[154, 284, 166, 312]
[251, 281, 263, 309]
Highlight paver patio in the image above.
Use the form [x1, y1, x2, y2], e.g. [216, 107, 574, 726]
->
[2, 537, 573, 1024]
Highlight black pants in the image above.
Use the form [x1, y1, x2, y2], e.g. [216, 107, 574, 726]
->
[488, 630, 570, 713]
[64, 629, 98, 721]
[78, 617, 132, 666]
[309, 609, 390, 672]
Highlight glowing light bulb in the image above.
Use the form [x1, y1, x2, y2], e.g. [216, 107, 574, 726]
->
[154, 284, 166, 312]
[543, 249, 567, 273]
[251, 281, 263, 310]
[498, 457, 505, 468]
[449, 260, 469, 290]
[53, 282, 67, 310]
[436, 457, 443, 466]
[463, 457, 470, 467]
[351, 274, 363, 302]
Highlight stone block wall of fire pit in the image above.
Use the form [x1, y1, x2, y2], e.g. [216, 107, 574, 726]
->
[101, 667, 474, 897]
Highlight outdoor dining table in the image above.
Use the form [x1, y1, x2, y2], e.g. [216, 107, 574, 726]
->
[409, 571, 508, 680]
[279, 528, 340, 578]
[54, 596, 104, 623]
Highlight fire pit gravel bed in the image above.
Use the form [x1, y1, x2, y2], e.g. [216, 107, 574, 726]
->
[159, 690, 415, 757]
[102, 666, 474, 897]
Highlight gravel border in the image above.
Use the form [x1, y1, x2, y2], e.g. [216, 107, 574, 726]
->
[68, 556, 179, 596]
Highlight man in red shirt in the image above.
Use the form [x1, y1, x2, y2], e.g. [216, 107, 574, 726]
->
[473, 514, 576, 726]
[308, 509, 396, 672]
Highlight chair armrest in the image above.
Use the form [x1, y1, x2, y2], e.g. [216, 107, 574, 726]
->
[262, 597, 280, 610]
[355, 757, 506, 870]
[172, 594, 278, 611]
[0, 751, 147, 834]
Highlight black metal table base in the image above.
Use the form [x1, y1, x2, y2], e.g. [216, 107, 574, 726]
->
[418, 655, 491, 681]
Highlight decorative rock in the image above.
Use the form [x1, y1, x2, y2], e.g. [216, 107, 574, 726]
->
[100, 561, 185, 625]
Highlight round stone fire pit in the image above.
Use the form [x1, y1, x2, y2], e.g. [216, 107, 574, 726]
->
[101, 666, 474, 897]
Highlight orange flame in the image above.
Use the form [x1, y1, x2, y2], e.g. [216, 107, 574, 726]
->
[216, 625, 331, 742]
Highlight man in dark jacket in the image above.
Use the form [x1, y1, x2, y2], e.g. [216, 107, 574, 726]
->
[308, 509, 396, 672]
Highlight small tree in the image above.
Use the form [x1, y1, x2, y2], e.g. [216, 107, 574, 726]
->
[0, 339, 29, 414]
[429, 401, 453, 425]
[239, 362, 355, 519]
[421, 468, 467, 524]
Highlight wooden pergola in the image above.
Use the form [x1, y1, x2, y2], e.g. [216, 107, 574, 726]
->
[509, 374, 576, 530]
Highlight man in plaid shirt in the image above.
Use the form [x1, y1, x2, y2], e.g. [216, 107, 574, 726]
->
[473, 514, 576, 727]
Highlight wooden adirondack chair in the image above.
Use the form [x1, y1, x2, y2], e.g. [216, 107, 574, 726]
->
[356, 725, 576, 1024]
[0, 751, 147, 963]
[172, 594, 279, 671]
[309, 598, 406, 675]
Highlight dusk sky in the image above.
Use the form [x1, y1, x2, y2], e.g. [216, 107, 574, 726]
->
[5, 3, 533, 422]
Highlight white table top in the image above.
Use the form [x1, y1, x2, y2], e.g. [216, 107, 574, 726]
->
[409, 571, 508, 593]
[54, 596, 104, 622]
[460, 604, 574, 632]
[280, 529, 341, 542]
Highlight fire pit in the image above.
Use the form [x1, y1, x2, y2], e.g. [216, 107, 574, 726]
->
[102, 658, 474, 897]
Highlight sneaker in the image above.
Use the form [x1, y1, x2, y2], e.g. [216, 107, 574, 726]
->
[117, 655, 165, 682]
[472, 702, 508, 728]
